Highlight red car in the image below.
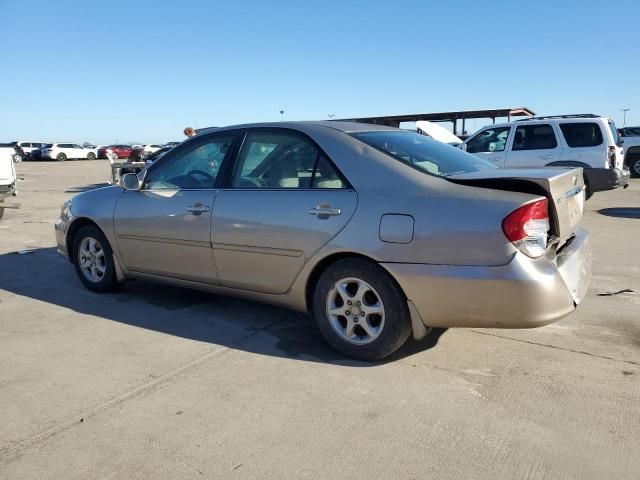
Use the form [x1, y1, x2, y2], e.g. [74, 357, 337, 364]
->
[97, 145, 132, 159]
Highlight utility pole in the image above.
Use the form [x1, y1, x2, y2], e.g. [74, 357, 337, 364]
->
[621, 108, 630, 127]
[279, 110, 284, 121]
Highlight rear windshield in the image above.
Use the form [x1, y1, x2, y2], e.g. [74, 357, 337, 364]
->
[351, 130, 497, 177]
[608, 120, 622, 146]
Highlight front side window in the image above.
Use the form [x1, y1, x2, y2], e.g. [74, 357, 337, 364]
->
[466, 127, 511, 153]
[352, 130, 497, 177]
[559, 123, 603, 147]
[512, 124, 557, 150]
[144, 134, 235, 190]
[231, 131, 345, 189]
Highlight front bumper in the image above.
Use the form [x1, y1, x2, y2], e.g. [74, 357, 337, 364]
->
[54, 209, 71, 260]
[382, 228, 591, 329]
[584, 167, 630, 192]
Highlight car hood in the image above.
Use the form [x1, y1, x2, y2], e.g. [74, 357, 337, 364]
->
[415, 121, 463, 144]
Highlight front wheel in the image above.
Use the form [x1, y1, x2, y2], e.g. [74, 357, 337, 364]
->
[56, 153, 67, 162]
[72, 225, 120, 292]
[630, 157, 640, 178]
[13, 154, 23, 163]
[312, 258, 412, 361]
[87, 152, 96, 160]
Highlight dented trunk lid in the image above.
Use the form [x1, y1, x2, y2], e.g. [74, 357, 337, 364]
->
[447, 167, 585, 244]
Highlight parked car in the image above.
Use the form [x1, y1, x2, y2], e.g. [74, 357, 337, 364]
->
[1, 143, 25, 162]
[143, 144, 163, 155]
[143, 145, 174, 166]
[460, 114, 630, 197]
[42, 143, 97, 161]
[163, 141, 181, 148]
[55, 121, 591, 360]
[13, 141, 46, 160]
[0, 144, 18, 219]
[618, 126, 640, 177]
[98, 145, 132, 159]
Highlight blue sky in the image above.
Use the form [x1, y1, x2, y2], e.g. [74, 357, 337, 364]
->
[1, 0, 638, 144]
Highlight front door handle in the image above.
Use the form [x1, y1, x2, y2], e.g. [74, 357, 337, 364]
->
[538, 155, 554, 160]
[309, 204, 341, 220]
[187, 202, 210, 214]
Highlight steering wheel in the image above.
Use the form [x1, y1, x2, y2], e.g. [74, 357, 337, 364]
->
[186, 169, 215, 185]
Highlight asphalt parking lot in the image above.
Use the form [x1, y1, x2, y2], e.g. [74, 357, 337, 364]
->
[1, 160, 639, 479]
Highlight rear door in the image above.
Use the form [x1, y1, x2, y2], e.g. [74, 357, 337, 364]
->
[505, 123, 563, 167]
[212, 128, 357, 294]
[464, 126, 512, 167]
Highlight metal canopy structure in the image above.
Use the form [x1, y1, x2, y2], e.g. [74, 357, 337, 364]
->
[337, 107, 536, 135]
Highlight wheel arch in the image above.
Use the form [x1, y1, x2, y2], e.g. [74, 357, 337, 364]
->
[66, 217, 103, 263]
[304, 251, 406, 312]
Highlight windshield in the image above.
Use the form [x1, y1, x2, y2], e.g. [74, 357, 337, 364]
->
[351, 130, 497, 177]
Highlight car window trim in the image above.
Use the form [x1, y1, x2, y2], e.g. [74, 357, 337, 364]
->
[218, 126, 353, 190]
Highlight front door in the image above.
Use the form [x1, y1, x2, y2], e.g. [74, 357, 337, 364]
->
[464, 126, 512, 167]
[114, 132, 238, 284]
[212, 129, 357, 294]
[505, 123, 563, 167]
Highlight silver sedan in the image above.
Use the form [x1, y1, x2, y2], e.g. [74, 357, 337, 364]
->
[55, 122, 591, 360]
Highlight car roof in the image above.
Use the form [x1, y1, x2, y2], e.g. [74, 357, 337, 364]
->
[199, 120, 399, 135]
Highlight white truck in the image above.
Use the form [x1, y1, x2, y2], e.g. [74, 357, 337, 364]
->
[619, 127, 640, 177]
[0, 145, 19, 219]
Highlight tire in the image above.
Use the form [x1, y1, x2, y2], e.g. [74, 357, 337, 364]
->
[630, 157, 640, 178]
[72, 225, 120, 292]
[56, 153, 67, 162]
[87, 152, 96, 160]
[312, 258, 412, 361]
[0, 199, 4, 220]
[14, 154, 23, 163]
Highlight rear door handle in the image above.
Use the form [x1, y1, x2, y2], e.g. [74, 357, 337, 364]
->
[309, 205, 341, 219]
[187, 202, 210, 214]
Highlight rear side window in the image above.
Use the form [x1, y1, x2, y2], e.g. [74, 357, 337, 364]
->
[466, 127, 511, 153]
[608, 120, 623, 146]
[513, 124, 557, 150]
[559, 123, 603, 147]
[231, 131, 346, 189]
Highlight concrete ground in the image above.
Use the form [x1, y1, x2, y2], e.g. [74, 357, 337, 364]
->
[0, 160, 638, 480]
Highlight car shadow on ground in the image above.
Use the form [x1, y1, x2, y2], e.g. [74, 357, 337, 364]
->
[598, 207, 640, 219]
[0, 247, 446, 366]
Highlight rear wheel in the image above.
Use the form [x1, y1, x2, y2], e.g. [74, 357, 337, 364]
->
[87, 152, 96, 160]
[72, 225, 120, 292]
[13, 154, 23, 163]
[312, 258, 411, 361]
[56, 153, 67, 162]
[630, 157, 640, 178]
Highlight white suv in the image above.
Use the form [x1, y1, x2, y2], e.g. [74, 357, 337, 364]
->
[15, 141, 46, 160]
[42, 143, 97, 161]
[461, 114, 630, 196]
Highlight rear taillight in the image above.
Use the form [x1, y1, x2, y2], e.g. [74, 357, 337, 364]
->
[502, 198, 550, 258]
[608, 146, 616, 168]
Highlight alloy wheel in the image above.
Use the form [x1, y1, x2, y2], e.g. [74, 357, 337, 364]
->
[326, 277, 385, 345]
[78, 237, 107, 283]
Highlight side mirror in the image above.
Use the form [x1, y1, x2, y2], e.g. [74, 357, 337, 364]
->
[122, 173, 141, 191]
[460, 143, 468, 152]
